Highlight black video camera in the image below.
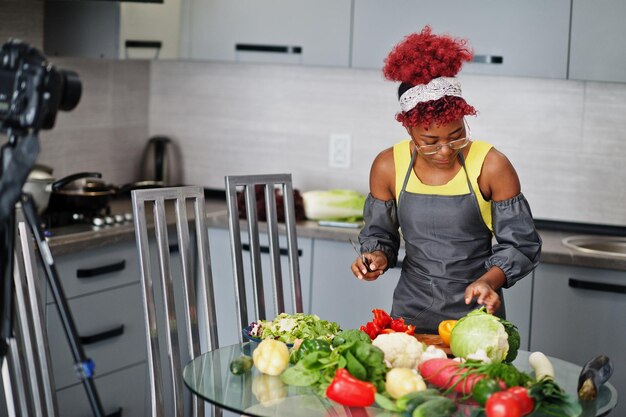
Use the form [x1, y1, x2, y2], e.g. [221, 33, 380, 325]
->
[0, 39, 82, 133]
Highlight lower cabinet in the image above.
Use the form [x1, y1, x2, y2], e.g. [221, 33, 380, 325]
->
[44, 239, 148, 415]
[310, 238, 402, 331]
[530, 263, 626, 417]
[56, 362, 147, 417]
[502, 272, 533, 350]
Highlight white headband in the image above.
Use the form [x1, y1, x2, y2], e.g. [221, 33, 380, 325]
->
[399, 76, 462, 112]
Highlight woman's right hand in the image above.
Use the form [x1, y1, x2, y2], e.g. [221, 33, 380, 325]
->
[351, 251, 387, 281]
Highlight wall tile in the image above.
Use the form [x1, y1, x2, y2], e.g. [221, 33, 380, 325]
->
[150, 61, 626, 226]
[38, 59, 150, 184]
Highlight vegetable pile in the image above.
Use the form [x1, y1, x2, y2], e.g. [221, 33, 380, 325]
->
[229, 308, 611, 417]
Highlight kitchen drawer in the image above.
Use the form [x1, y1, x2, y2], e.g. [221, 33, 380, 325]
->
[56, 362, 147, 417]
[47, 240, 140, 302]
[47, 283, 146, 389]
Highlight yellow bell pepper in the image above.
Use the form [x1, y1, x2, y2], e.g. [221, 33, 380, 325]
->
[437, 320, 458, 347]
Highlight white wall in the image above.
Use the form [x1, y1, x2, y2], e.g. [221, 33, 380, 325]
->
[149, 61, 626, 227]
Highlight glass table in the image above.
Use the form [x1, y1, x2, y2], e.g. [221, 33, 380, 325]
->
[183, 343, 618, 417]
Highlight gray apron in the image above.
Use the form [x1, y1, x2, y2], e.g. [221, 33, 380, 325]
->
[391, 147, 505, 333]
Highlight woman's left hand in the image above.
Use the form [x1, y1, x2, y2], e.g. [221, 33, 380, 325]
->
[464, 280, 501, 314]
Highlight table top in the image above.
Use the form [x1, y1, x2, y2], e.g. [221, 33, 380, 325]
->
[183, 343, 618, 417]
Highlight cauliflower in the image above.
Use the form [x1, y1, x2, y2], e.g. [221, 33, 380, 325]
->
[385, 368, 427, 399]
[419, 345, 448, 364]
[372, 332, 424, 369]
[253, 339, 290, 376]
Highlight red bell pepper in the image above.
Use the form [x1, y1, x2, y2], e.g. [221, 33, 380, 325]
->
[372, 308, 392, 328]
[326, 368, 376, 407]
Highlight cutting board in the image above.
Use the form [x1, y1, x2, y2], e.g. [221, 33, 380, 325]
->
[415, 333, 451, 355]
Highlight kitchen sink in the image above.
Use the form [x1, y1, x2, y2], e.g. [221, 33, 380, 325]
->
[562, 235, 626, 257]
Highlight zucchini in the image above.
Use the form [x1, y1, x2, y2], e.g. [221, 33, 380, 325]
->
[412, 397, 457, 417]
[229, 355, 253, 375]
[578, 355, 614, 401]
[396, 389, 441, 412]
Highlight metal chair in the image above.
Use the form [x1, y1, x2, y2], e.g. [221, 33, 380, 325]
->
[225, 174, 303, 341]
[131, 186, 219, 417]
[2, 222, 58, 417]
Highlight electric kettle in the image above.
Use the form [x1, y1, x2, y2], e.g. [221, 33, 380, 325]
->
[139, 136, 182, 186]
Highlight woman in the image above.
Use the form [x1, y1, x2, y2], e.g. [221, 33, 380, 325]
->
[351, 27, 542, 334]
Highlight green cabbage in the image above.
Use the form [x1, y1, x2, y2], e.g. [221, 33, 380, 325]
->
[302, 189, 366, 221]
[449, 307, 520, 363]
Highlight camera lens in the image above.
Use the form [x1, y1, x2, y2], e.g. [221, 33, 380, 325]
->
[58, 70, 82, 112]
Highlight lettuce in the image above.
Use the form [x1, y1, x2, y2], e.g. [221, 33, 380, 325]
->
[449, 307, 520, 363]
[302, 189, 366, 221]
[257, 313, 341, 344]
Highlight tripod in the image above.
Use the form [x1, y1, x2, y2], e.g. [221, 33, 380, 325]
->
[0, 130, 105, 417]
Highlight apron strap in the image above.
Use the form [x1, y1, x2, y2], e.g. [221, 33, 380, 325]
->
[457, 151, 474, 196]
[398, 146, 418, 209]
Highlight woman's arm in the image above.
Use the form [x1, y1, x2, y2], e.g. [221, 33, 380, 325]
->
[467, 148, 542, 313]
[352, 148, 400, 280]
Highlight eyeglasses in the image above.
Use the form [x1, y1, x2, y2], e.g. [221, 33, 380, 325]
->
[415, 120, 471, 156]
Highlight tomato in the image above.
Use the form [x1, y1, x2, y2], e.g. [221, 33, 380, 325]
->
[485, 391, 522, 417]
[471, 378, 503, 406]
[506, 386, 535, 415]
[437, 320, 457, 346]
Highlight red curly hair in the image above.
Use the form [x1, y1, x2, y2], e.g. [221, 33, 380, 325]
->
[383, 26, 477, 128]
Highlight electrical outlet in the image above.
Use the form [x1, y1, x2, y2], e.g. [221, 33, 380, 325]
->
[328, 134, 352, 168]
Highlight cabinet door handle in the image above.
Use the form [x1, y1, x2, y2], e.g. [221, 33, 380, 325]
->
[79, 325, 125, 345]
[235, 43, 302, 54]
[568, 278, 626, 294]
[76, 260, 126, 278]
[472, 55, 503, 64]
[242, 243, 302, 257]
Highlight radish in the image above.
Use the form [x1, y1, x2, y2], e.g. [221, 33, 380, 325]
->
[418, 358, 486, 394]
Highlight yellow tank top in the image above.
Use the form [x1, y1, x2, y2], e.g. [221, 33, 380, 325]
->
[393, 140, 493, 232]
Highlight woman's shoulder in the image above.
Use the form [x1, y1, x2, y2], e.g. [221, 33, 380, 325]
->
[370, 146, 397, 199]
[480, 145, 521, 201]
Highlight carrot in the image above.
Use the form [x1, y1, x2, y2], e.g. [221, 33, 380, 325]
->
[418, 358, 486, 394]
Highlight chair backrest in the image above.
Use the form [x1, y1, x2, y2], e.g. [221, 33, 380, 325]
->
[3, 222, 58, 417]
[131, 186, 219, 417]
[224, 174, 303, 340]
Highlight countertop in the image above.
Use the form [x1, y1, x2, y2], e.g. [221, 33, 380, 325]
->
[45, 196, 626, 271]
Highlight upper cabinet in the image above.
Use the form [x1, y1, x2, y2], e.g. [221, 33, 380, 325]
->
[44, 0, 181, 60]
[182, 0, 352, 66]
[569, 0, 626, 83]
[351, 0, 571, 79]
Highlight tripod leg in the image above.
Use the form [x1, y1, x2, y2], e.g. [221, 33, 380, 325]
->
[20, 193, 106, 417]
[1, 211, 15, 362]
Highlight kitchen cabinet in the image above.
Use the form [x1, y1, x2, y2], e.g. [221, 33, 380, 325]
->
[44, 239, 147, 415]
[351, 0, 571, 79]
[183, 0, 352, 66]
[44, 1, 121, 59]
[44, 0, 172, 59]
[569, 0, 626, 82]
[310, 239, 402, 330]
[530, 263, 626, 417]
[208, 227, 313, 346]
[502, 272, 533, 350]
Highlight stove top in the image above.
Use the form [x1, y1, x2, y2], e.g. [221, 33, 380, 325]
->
[42, 205, 134, 238]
